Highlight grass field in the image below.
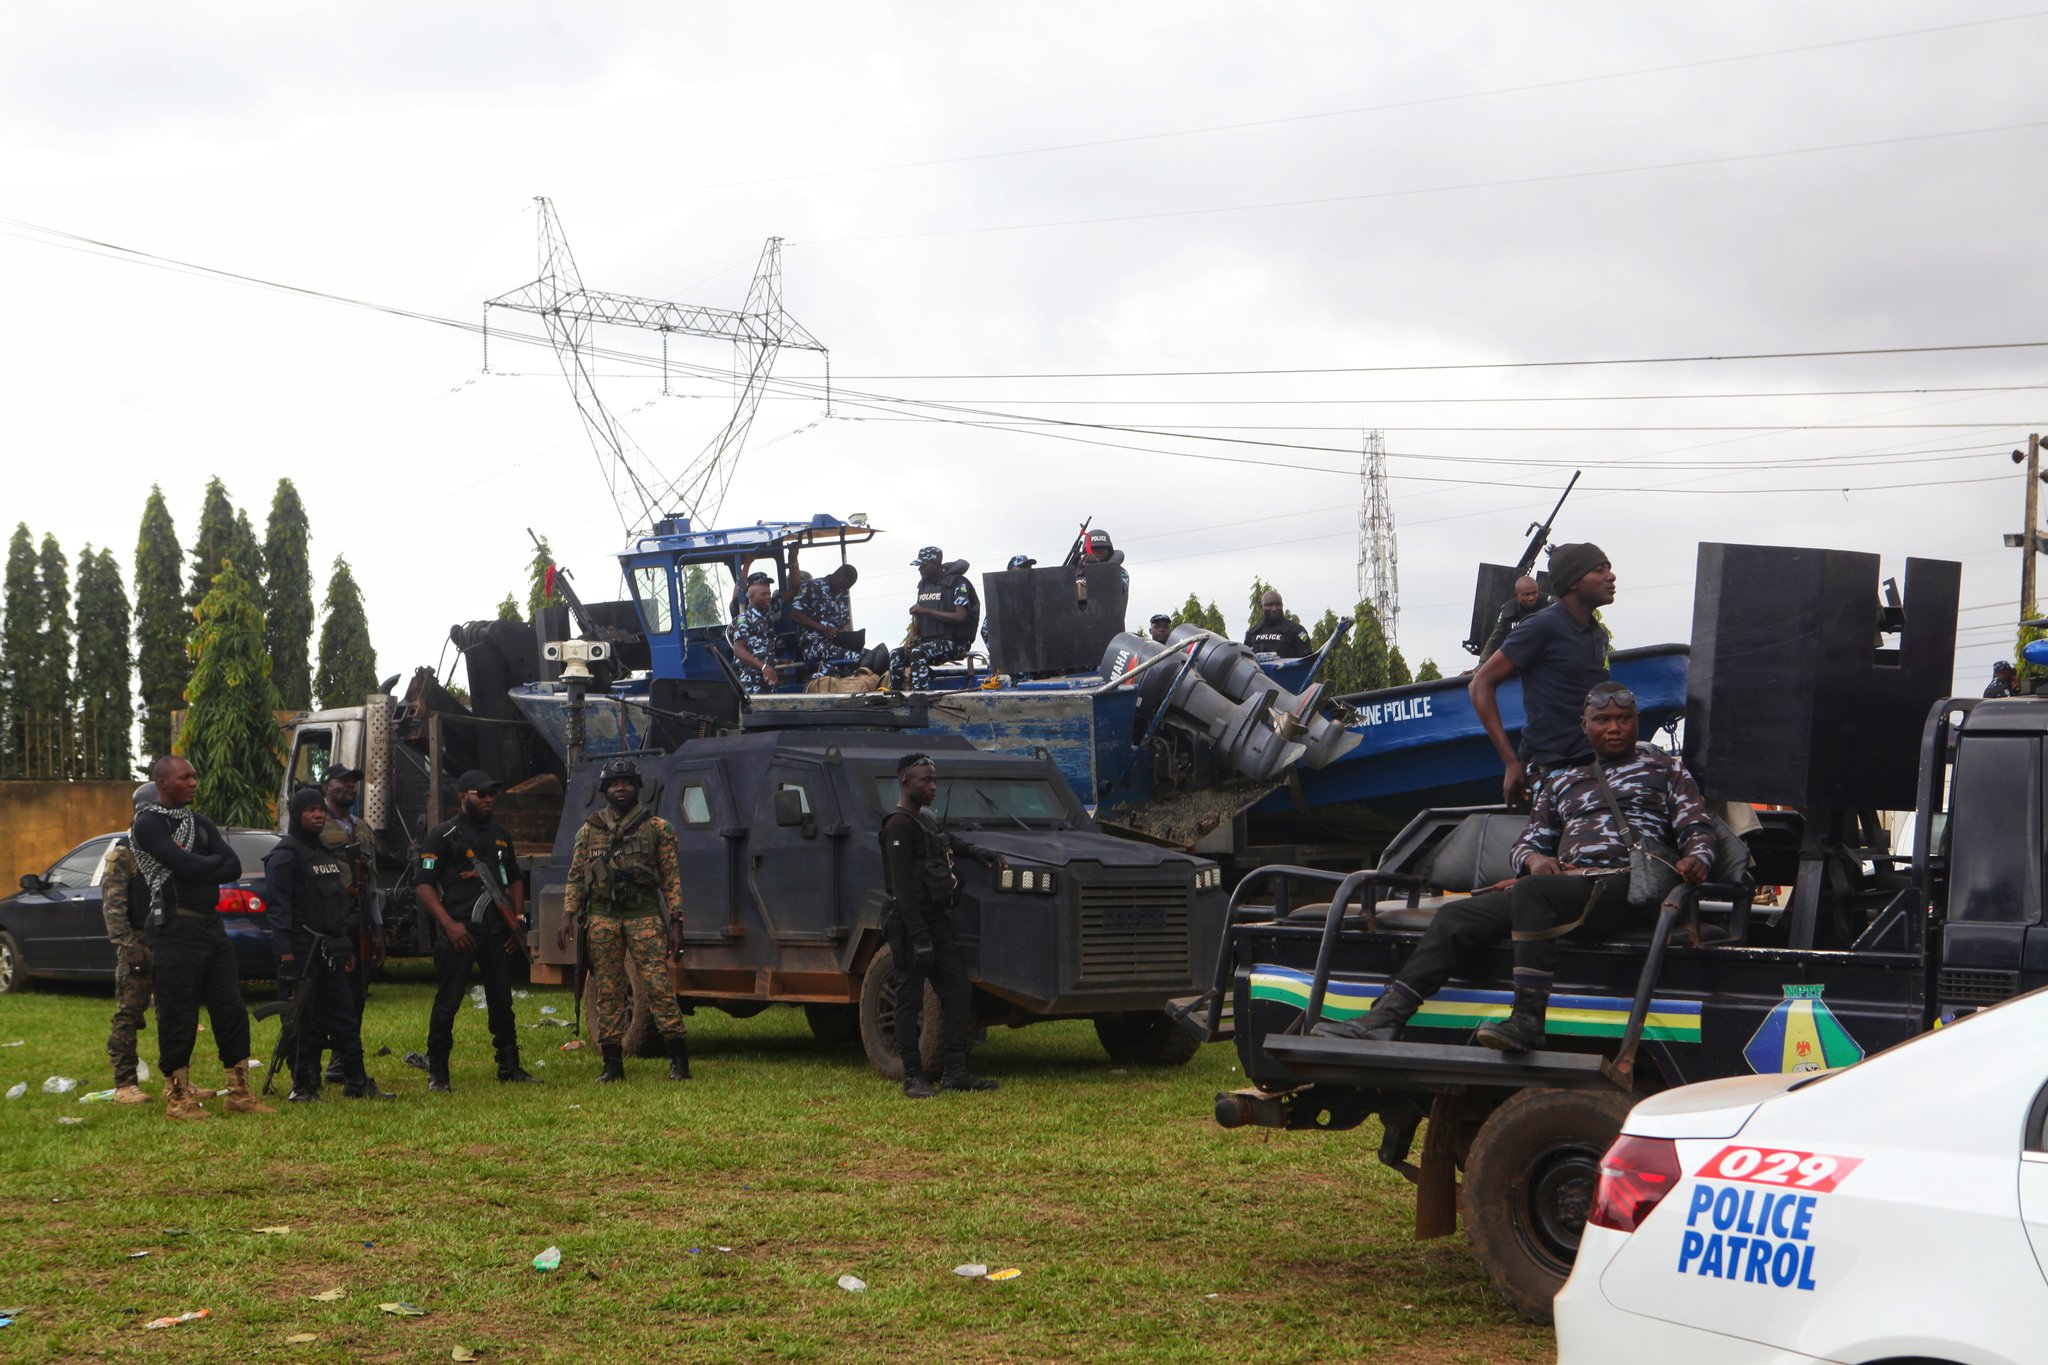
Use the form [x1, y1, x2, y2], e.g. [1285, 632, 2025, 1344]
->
[0, 969, 1553, 1363]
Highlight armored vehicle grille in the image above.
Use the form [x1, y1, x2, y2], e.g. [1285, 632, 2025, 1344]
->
[1078, 882, 1191, 982]
[1937, 968, 2020, 1006]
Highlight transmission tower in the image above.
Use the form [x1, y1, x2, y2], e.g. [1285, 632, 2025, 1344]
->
[1356, 429, 1400, 646]
[485, 197, 828, 533]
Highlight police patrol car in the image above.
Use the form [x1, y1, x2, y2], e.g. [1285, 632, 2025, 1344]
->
[1556, 985, 2048, 1363]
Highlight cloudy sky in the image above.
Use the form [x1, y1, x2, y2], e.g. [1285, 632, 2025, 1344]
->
[4, 1, 2043, 696]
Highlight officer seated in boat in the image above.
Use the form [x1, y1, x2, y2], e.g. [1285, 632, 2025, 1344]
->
[1148, 613, 1174, 645]
[1311, 681, 1714, 1053]
[1245, 591, 1311, 658]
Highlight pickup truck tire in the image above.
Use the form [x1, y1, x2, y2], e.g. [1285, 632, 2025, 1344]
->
[856, 944, 942, 1081]
[1462, 1086, 1633, 1324]
[804, 1004, 861, 1045]
[0, 930, 24, 994]
[1093, 1011, 1204, 1066]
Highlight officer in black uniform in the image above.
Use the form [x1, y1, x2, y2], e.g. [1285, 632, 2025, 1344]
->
[1478, 574, 1548, 662]
[879, 753, 1006, 1098]
[1244, 590, 1311, 658]
[1147, 613, 1174, 644]
[415, 769, 535, 1092]
[1986, 660, 2018, 698]
[265, 788, 394, 1102]
[890, 546, 978, 689]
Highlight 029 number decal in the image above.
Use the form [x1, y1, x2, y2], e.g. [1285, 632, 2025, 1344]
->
[1699, 1145, 1862, 1193]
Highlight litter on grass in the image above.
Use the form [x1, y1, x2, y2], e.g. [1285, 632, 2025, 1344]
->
[512, 990, 529, 999]
[378, 1302, 428, 1317]
[56, 1117, 83, 1126]
[375, 1046, 392, 1057]
[127, 1251, 151, 1260]
[532, 1246, 562, 1272]
[539, 1005, 557, 1015]
[559, 1039, 585, 1051]
[285, 1332, 318, 1345]
[0, 1039, 23, 1046]
[404, 1052, 430, 1072]
[453, 1348, 481, 1362]
[41, 1076, 78, 1094]
[986, 1268, 1023, 1282]
[836, 1275, 867, 1293]
[5, 1084, 26, 1100]
[254, 1226, 292, 1236]
[953, 1264, 988, 1278]
[310, 1288, 346, 1302]
[143, 1310, 210, 1330]
[79, 1089, 117, 1104]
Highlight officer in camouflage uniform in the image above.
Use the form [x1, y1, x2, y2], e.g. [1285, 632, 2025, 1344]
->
[100, 782, 157, 1104]
[727, 574, 781, 693]
[890, 546, 977, 689]
[788, 563, 864, 677]
[556, 758, 691, 1082]
[1316, 681, 1716, 1052]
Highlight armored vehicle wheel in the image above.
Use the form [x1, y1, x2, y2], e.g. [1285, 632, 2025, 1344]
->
[804, 1004, 860, 1045]
[856, 944, 942, 1081]
[1093, 1010, 1204, 1066]
[1462, 1086, 1633, 1324]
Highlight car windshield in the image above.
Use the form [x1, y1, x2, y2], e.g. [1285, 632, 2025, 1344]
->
[226, 831, 280, 879]
[871, 775, 1069, 825]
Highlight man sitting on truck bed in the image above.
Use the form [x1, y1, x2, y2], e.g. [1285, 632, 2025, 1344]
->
[1314, 681, 1715, 1052]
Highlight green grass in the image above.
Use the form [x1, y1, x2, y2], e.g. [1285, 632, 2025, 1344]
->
[0, 970, 1552, 1363]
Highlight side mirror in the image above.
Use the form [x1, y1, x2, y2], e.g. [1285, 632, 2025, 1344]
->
[19, 873, 47, 893]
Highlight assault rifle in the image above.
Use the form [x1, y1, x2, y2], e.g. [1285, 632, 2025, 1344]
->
[467, 849, 533, 963]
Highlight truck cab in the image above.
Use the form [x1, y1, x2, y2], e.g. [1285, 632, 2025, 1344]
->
[529, 731, 1229, 1075]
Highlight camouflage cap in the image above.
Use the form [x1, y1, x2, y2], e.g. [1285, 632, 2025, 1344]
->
[912, 546, 944, 566]
[745, 571, 773, 586]
[1007, 554, 1036, 570]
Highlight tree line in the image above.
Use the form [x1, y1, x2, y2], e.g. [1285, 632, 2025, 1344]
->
[0, 477, 379, 824]
[1169, 581, 1442, 695]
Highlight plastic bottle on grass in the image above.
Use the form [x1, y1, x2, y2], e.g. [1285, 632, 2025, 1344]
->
[532, 1246, 562, 1272]
[42, 1076, 78, 1094]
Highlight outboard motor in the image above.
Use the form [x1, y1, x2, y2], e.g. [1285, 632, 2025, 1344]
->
[1100, 628, 1359, 782]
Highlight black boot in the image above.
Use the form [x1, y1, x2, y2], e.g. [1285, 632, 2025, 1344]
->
[286, 1086, 320, 1103]
[665, 1036, 691, 1081]
[938, 1055, 998, 1093]
[343, 1071, 395, 1100]
[426, 1052, 452, 1094]
[901, 1058, 937, 1099]
[323, 1056, 344, 1085]
[499, 1063, 540, 1084]
[595, 1043, 626, 1084]
[1312, 981, 1422, 1041]
[1476, 974, 1551, 1053]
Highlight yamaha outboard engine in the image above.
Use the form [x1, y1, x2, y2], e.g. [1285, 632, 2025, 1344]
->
[1100, 627, 1359, 782]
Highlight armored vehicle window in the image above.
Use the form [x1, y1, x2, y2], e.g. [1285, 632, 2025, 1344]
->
[634, 565, 676, 635]
[1945, 733, 2043, 925]
[288, 728, 333, 790]
[870, 775, 1068, 824]
[676, 784, 713, 827]
[778, 782, 813, 816]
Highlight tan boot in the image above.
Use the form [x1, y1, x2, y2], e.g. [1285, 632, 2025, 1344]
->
[112, 1083, 149, 1105]
[221, 1060, 275, 1115]
[165, 1068, 210, 1121]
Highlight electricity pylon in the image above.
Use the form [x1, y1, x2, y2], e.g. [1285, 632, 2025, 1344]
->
[1356, 429, 1399, 646]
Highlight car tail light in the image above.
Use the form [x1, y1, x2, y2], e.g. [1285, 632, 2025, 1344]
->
[1588, 1135, 1682, 1234]
[217, 888, 265, 914]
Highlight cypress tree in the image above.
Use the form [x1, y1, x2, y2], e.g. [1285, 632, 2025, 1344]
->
[527, 535, 566, 617]
[1308, 609, 1359, 694]
[135, 487, 189, 761]
[180, 558, 283, 828]
[37, 534, 74, 775]
[315, 556, 378, 709]
[2, 524, 44, 774]
[496, 593, 523, 622]
[1245, 577, 1276, 631]
[231, 506, 265, 606]
[263, 478, 314, 708]
[1415, 658, 1443, 682]
[76, 547, 135, 779]
[187, 476, 237, 609]
[1387, 646, 1413, 688]
[683, 565, 722, 626]
[1352, 601, 1391, 693]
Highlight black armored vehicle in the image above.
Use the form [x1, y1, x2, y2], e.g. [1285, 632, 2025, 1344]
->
[530, 731, 1228, 1076]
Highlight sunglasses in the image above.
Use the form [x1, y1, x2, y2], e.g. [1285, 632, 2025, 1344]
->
[1583, 686, 1638, 711]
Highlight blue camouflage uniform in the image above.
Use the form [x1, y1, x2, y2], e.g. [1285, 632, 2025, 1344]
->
[727, 604, 779, 693]
[792, 577, 863, 675]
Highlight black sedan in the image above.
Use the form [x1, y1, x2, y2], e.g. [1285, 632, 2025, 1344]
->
[0, 829, 281, 992]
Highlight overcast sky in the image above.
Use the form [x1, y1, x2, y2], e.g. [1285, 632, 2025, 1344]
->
[4, 1, 2043, 699]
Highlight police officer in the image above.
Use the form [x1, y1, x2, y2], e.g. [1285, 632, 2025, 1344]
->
[132, 755, 273, 1120]
[415, 769, 535, 1092]
[555, 758, 691, 1083]
[1245, 591, 1311, 658]
[1478, 574, 1547, 662]
[728, 573, 780, 693]
[1470, 542, 1615, 808]
[1986, 660, 2018, 698]
[788, 563, 864, 678]
[99, 783, 156, 1105]
[890, 547, 977, 689]
[316, 765, 385, 1087]
[1147, 613, 1174, 645]
[880, 753, 1006, 1098]
[265, 788, 393, 1102]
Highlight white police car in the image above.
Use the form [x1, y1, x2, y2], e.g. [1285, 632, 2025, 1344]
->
[1557, 986, 2048, 1363]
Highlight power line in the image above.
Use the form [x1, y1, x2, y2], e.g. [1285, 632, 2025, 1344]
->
[792, 119, 2048, 246]
[684, 11, 2048, 190]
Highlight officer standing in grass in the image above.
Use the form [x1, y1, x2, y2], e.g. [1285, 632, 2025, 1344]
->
[317, 765, 385, 1088]
[132, 755, 273, 1120]
[880, 753, 1006, 1099]
[265, 788, 394, 1102]
[415, 770, 536, 1092]
[98, 783, 156, 1105]
[555, 758, 692, 1083]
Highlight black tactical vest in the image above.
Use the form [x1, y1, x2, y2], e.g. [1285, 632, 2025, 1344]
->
[282, 836, 354, 937]
[881, 810, 959, 912]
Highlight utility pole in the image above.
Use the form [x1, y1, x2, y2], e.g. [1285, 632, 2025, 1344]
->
[2026, 432, 2042, 618]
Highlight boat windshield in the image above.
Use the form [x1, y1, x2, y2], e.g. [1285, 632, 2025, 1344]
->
[872, 775, 1070, 825]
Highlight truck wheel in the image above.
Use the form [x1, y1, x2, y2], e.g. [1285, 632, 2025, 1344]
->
[0, 930, 25, 994]
[804, 1004, 860, 1045]
[1462, 1086, 1633, 1324]
[1093, 1011, 1205, 1066]
[856, 944, 941, 1081]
